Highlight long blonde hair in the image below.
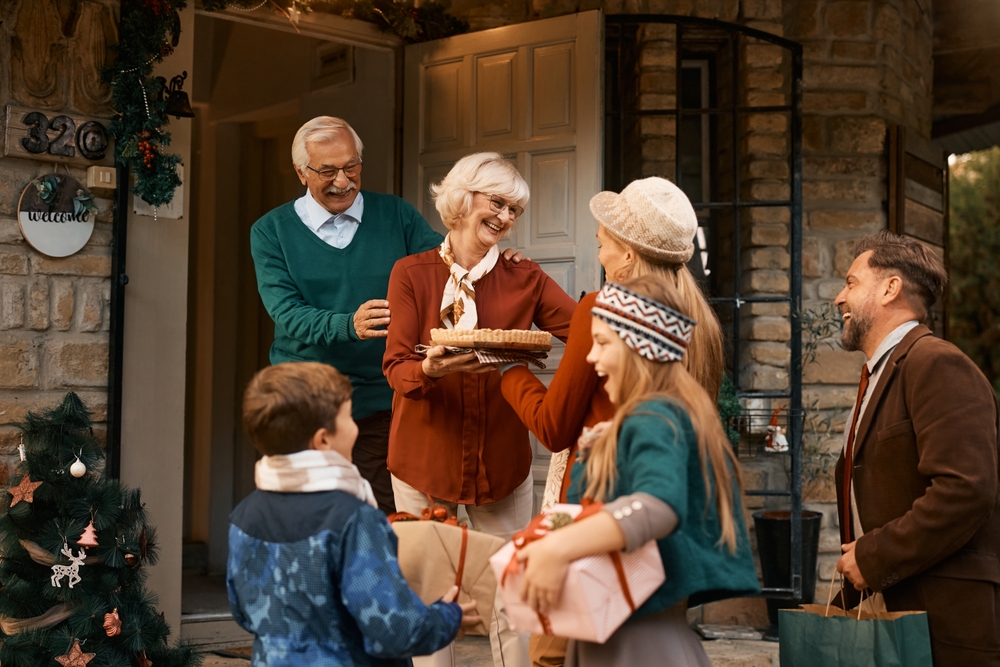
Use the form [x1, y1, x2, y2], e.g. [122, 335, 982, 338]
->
[584, 275, 743, 553]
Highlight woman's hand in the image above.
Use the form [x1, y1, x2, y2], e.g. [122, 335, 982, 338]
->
[515, 537, 571, 615]
[421, 346, 494, 378]
[441, 585, 481, 638]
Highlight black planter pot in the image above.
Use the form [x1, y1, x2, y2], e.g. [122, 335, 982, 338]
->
[753, 509, 823, 641]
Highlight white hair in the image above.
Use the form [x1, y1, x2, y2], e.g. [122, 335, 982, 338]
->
[291, 117, 364, 170]
[430, 152, 530, 229]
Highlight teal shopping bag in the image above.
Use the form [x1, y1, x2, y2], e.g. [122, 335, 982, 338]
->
[779, 602, 933, 667]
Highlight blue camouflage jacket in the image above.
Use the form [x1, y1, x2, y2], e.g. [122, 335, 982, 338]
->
[228, 489, 461, 666]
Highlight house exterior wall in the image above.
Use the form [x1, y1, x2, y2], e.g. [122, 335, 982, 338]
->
[0, 0, 117, 476]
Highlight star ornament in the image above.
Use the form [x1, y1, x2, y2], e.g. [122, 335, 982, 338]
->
[55, 639, 95, 666]
[8, 473, 42, 506]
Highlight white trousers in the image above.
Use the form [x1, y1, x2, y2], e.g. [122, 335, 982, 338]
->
[392, 473, 534, 667]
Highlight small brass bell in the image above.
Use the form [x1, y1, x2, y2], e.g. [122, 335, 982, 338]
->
[164, 71, 194, 119]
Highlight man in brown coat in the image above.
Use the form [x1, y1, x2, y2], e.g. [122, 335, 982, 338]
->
[833, 230, 1000, 665]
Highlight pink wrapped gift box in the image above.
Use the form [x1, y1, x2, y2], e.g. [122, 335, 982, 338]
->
[489, 503, 666, 643]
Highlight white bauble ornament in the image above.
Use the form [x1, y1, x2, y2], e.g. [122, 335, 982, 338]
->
[70, 458, 86, 478]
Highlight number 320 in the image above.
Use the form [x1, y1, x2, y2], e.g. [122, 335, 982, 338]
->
[20, 112, 109, 161]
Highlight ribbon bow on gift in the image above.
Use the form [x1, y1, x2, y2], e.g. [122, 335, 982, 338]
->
[502, 499, 638, 635]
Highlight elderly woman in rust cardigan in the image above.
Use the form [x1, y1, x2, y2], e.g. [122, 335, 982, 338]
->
[383, 152, 576, 667]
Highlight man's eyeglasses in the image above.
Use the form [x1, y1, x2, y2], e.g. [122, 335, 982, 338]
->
[483, 194, 524, 219]
[306, 161, 363, 181]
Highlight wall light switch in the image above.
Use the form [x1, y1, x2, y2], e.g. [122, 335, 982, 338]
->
[86, 166, 116, 190]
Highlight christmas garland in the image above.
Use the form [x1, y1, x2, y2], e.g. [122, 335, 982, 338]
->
[106, 0, 467, 208]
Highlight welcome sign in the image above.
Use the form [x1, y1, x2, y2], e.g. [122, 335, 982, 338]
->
[17, 175, 95, 257]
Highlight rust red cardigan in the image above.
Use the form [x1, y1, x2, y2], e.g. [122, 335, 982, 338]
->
[383, 249, 576, 505]
[500, 292, 615, 501]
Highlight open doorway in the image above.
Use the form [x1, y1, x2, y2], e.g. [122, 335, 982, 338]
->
[180, 12, 397, 647]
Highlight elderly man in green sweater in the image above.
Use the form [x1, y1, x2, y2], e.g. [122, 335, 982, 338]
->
[251, 116, 521, 514]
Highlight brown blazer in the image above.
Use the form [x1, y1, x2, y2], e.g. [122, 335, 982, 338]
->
[835, 324, 1000, 664]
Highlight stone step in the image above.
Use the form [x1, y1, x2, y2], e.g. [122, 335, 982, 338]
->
[703, 639, 780, 667]
[180, 612, 253, 652]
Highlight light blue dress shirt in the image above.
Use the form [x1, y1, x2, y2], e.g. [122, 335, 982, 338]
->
[293, 190, 365, 249]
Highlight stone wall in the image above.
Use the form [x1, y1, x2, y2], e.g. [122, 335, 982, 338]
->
[0, 0, 118, 480]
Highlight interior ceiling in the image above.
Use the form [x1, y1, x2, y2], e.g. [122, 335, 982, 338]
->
[932, 0, 1000, 149]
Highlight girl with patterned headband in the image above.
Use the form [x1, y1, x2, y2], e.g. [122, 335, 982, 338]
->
[513, 275, 759, 667]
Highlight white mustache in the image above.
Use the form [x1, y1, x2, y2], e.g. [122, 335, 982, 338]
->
[325, 182, 357, 196]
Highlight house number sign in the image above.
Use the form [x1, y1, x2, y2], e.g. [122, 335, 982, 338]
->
[4, 105, 114, 168]
[17, 175, 96, 258]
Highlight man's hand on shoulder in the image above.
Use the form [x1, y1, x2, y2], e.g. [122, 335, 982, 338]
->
[502, 248, 529, 263]
[354, 300, 391, 339]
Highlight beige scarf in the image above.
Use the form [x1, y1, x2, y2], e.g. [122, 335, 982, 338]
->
[439, 233, 499, 329]
[255, 449, 377, 507]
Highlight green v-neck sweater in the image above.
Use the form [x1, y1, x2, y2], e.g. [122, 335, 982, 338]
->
[250, 191, 443, 420]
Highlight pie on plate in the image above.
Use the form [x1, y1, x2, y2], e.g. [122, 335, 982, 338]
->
[429, 328, 552, 351]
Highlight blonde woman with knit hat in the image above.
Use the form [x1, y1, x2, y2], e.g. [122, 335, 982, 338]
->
[499, 176, 725, 667]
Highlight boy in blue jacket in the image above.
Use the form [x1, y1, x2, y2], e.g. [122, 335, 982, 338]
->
[228, 361, 478, 666]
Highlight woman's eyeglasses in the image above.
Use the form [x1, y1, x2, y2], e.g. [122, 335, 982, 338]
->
[483, 194, 524, 219]
[306, 161, 363, 181]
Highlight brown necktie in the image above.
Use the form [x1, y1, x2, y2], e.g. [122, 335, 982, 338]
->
[843, 364, 871, 543]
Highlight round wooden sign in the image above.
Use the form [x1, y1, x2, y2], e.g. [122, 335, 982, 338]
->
[17, 174, 96, 258]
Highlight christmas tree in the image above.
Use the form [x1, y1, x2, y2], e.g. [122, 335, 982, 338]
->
[0, 393, 199, 667]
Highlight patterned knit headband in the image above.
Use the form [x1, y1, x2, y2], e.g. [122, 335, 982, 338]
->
[592, 283, 696, 363]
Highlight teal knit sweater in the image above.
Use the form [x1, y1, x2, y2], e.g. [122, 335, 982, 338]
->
[250, 191, 443, 420]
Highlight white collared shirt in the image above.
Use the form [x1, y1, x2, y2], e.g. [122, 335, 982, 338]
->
[293, 190, 364, 249]
[847, 319, 920, 539]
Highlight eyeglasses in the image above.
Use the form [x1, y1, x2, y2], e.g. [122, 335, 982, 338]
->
[306, 160, 363, 181]
[482, 193, 524, 219]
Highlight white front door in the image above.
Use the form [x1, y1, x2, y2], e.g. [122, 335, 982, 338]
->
[403, 11, 604, 508]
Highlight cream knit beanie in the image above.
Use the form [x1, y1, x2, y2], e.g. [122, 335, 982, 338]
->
[589, 177, 698, 264]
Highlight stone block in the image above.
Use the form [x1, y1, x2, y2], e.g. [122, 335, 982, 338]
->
[803, 116, 823, 152]
[89, 223, 113, 247]
[802, 39, 828, 61]
[0, 336, 38, 389]
[804, 65, 879, 89]
[803, 386, 857, 410]
[745, 159, 789, 180]
[745, 247, 790, 270]
[747, 180, 789, 201]
[27, 279, 49, 331]
[748, 224, 789, 247]
[817, 279, 846, 300]
[747, 316, 791, 341]
[746, 134, 786, 157]
[829, 116, 886, 154]
[639, 93, 676, 110]
[834, 239, 858, 277]
[874, 3, 902, 43]
[640, 116, 676, 137]
[748, 302, 789, 316]
[0, 248, 29, 275]
[640, 71, 674, 94]
[740, 0, 781, 20]
[701, 597, 769, 630]
[0, 219, 25, 245]
[0, 394, 60, 425]
[745, 44, 784, 68]
[804, 467, 837, 503]
[0, 282, 25, 330]
[639, 45, 676, 69]
[744, 20, 783, 36]
[692, 0, 738, 21]
[746, 207, 790, 224]
[746, 113, 787, 133]
[879, 93, 903, 121]
[746, 69, 784, 91]
[0, 161, 41, 217]
[832, 40, 877, 61]
[76, 391, 109, 422]
[78, 283, 106, 333]
[31, 253, 111, 277]
[823, 1, 869, 37]
[743, 269, 789, 294]
[741, 364, 790, 391]
[803, 156, 881, 178]
[746, 91, 787, 107]
[809, 209, 882, 230]
[52, 279, 74, 331]
[803, 180, 875, 203]
[641, 136, 676, 159]
[803, 347, 867, 384]
[802, 237, 822, 278]
[46, 338, 109, 388]
[743, 341, 790, 367]
[802, 90, 869, 113]
[639, 22, 679, 41]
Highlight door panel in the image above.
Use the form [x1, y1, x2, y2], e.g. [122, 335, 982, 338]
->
[404, 11, 603, 510]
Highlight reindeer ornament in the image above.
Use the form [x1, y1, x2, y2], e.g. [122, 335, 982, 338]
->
[50, 542, 86, 589]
